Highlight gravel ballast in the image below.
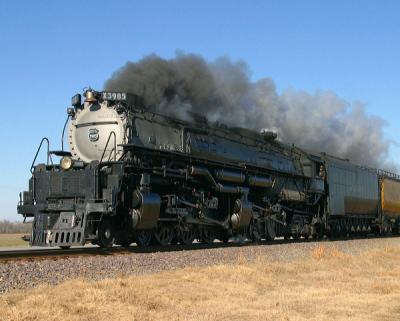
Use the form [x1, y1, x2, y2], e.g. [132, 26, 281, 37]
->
[1, 237, 400, 293]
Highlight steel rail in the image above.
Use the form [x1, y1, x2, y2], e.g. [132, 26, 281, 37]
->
[0, 233, 392, 263]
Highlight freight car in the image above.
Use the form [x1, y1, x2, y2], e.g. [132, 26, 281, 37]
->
[17, 89, 400, 248]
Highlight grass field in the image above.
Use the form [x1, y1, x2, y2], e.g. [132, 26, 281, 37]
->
[1, 244, 400, 321]
[0, 234, 29, 248]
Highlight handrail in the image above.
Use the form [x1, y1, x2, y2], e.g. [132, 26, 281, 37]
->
[100, 131, 117, 163]
[61, 115, 70, 151]
[107, 147, 116, 162]
[378, 169, 400, 181]
[30, 137, 52, 173]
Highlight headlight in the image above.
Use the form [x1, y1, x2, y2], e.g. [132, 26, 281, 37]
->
[60, 156, 73, 170]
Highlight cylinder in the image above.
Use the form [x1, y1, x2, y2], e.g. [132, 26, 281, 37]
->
[248, 175, 273, 188]
[215, 169, 245, 184]
[218, 184, 240, 194]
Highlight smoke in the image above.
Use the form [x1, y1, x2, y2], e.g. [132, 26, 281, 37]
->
[105, 53, 391, 168]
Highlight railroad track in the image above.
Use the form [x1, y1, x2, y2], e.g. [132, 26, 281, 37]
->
[0, 246, 119, 261]
[0, 241, 247, 262]
[0, 234, 391, 262]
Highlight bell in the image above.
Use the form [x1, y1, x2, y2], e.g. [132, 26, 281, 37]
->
[85, 90, 97, 102]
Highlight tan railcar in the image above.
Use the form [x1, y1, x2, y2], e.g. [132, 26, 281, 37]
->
[381, 178, 400, 216]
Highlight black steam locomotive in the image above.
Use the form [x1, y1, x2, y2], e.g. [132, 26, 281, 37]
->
[17, 89, 400, 248]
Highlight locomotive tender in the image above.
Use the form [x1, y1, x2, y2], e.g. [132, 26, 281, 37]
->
[17, 89, 400, 248]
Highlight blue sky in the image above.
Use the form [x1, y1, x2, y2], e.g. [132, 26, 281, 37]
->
[0, 0, 399, 220]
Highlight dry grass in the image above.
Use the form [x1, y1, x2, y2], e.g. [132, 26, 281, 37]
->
[0, 234, 28, 248]
[2, 245, 400, 321]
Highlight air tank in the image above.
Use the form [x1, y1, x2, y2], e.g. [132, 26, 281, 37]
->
[215, 169, 245, 184]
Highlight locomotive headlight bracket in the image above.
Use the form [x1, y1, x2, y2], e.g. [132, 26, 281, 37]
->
[60, 156, 73, 171]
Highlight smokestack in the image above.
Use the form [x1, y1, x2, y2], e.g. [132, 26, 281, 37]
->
[105, 53, 391, 169]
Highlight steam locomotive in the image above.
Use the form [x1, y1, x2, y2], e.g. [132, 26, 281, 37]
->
[17, 89, 400, 248]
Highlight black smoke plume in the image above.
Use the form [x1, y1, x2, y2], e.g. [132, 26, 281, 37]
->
[105, 53, 391, 168]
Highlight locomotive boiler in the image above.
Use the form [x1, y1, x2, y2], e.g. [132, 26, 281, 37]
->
[17, 89, 400, 248]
